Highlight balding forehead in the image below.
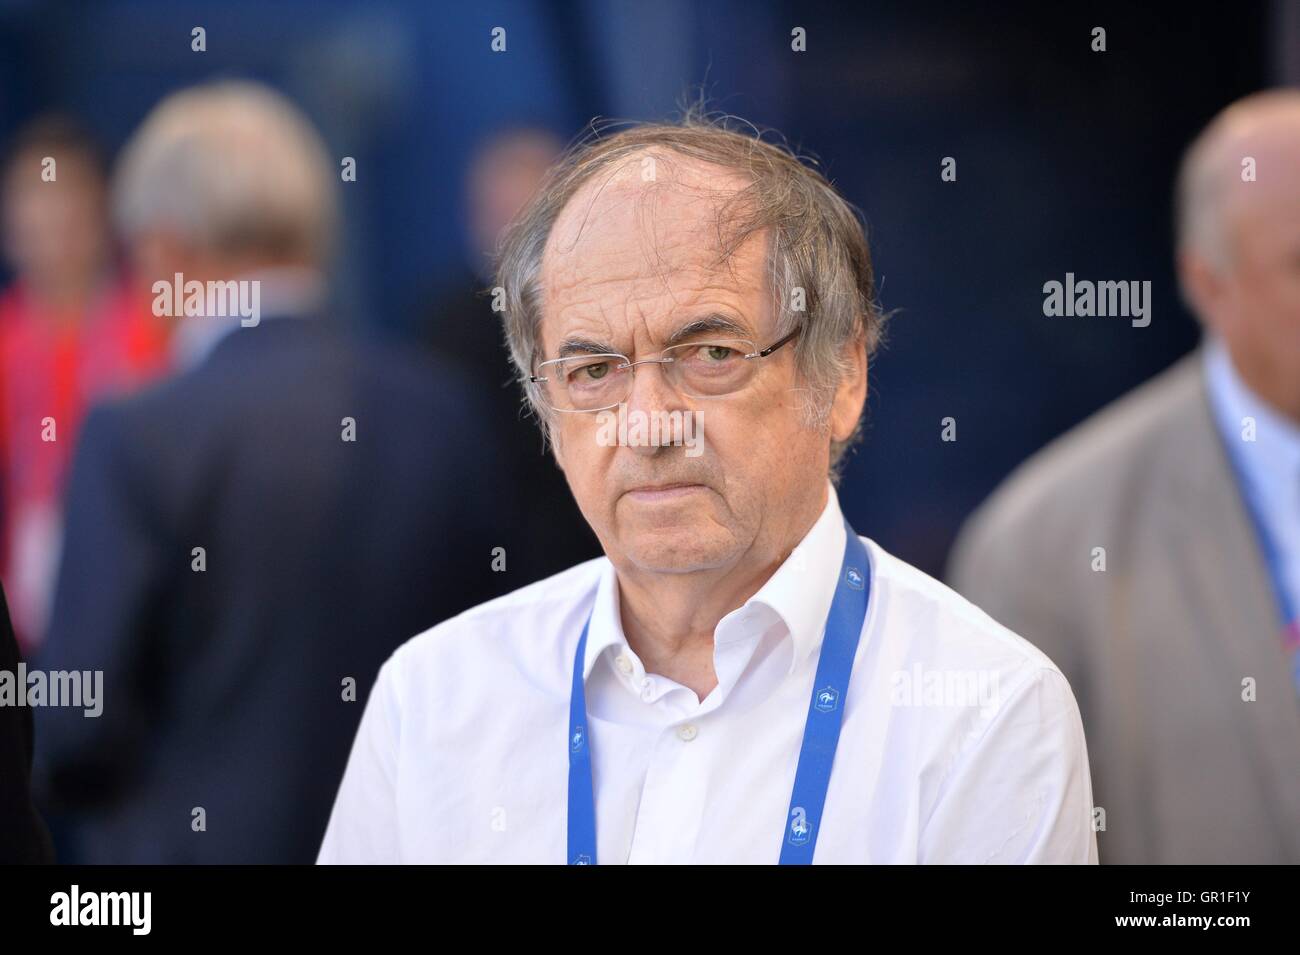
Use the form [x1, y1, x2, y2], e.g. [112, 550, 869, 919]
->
[546, 149, 753, 259]
[1179, 92, 1300, 261]
[1209, 114, 1300, 217]
[1207, 106, 1300, 168]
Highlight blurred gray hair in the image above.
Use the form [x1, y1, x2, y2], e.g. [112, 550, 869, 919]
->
[493, 110, 886, 477]
[114, 80, 336, 264]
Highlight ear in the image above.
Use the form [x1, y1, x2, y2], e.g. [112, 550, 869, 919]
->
[1178, 248, 1231, 336]
[829, 333, 868, 444]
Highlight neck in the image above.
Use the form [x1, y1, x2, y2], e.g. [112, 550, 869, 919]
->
[615, 489, 828, 702]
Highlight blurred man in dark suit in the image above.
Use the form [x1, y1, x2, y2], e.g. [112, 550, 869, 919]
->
[418, 129, 599, 580]
[950, 90, 1300, 863]
[0, 581, 55, 863]
[33, 80, 512, 863]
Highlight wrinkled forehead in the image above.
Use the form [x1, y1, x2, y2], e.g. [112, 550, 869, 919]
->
[538, 151, 769, 350]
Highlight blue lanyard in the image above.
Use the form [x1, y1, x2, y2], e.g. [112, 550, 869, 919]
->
[567, 518, 871, 865]
[1216, 427, 1300, 692]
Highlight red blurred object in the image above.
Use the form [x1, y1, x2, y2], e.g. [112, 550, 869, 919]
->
[0, 278, 170, 652]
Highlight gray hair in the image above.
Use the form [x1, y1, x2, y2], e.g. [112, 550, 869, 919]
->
[1175, 87, 1300, 272]
[114, 80, 336, 264]
[493, 110, 886, 477]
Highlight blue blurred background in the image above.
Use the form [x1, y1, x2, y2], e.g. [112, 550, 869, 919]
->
[1, 0, 1289, 574]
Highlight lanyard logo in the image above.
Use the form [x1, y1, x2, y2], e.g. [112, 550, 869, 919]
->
[788, 807, 812, 846]
[570, 725, 586, 754]
[845, 566, 865, 590]
[814, 686, 840, 713]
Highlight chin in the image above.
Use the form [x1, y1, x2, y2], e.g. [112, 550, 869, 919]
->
[620, 526, 739, 573]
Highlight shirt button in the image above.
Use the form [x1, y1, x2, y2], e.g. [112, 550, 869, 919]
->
[615, 653, 633, 674]
[677, 724, 698, 742]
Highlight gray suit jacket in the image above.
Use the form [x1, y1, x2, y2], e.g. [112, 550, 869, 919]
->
[949, 349, 1300, 863]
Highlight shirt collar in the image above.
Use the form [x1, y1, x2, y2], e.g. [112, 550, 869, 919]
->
[1204, 337, 1300, 523]
[582, 481, 848, 683]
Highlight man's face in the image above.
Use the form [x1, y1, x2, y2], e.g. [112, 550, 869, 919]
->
[1, 152, 107, 294]
[1221, 144, 1300, 374]
[1188, 123, 1300, 402]
[535, 152, 864, 576]
[468, 133, 559, 267]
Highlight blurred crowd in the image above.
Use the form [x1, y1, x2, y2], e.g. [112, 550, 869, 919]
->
[1, 83, 596, 863]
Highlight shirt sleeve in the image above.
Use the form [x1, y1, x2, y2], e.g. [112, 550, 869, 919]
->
[317, 654, 404, 864]
[918, 666, 1099, 864]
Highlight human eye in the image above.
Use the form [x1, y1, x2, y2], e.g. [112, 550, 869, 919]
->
[565, 356, 619, 384]
[695, 343, 740, 363]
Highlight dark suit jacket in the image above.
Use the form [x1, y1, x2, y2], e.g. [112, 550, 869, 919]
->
[0, 582, 55, 863]
[33, 316, 516, 863]
[421, 271, 600, 575]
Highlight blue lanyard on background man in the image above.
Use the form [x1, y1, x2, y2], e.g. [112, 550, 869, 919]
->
[566, 517, 872, 865]
[1216, 427, 1300, 695]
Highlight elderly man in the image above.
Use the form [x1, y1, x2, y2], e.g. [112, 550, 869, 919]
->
[950, 90, 1300, 863]
[319, 116, 1098, 864]
[33, 81, 510, 863]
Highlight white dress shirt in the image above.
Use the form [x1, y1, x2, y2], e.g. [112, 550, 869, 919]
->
[318, 483, 1098, 864]
[1204, 338, 1300, 630]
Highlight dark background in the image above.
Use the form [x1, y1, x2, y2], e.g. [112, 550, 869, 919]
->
[0, 0, 1287, 575]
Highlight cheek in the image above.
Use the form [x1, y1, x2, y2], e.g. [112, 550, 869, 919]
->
[554, 420, 613, 491]
[1238, 266, 1297, 324]
[700, 390, 814, 473]
[1283, 265, 1300, 315]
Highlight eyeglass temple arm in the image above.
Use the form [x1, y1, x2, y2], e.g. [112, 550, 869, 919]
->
[754, 326, 801, 358]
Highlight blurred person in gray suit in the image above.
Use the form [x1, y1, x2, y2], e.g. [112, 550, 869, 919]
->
[949, 89, 1300, 863]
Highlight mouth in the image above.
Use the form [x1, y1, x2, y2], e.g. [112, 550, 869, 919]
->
[623, 482, 707, 502]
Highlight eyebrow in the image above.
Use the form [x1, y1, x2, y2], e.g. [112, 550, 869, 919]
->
[663, 314, 753, 346]
[552, 313, 754, 360]
[556, 337, 616, 359]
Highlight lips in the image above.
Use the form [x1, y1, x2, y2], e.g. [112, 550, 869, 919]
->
[623, 482, 706, 500]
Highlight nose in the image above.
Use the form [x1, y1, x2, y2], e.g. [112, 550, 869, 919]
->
[619, 358, 691, 457]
